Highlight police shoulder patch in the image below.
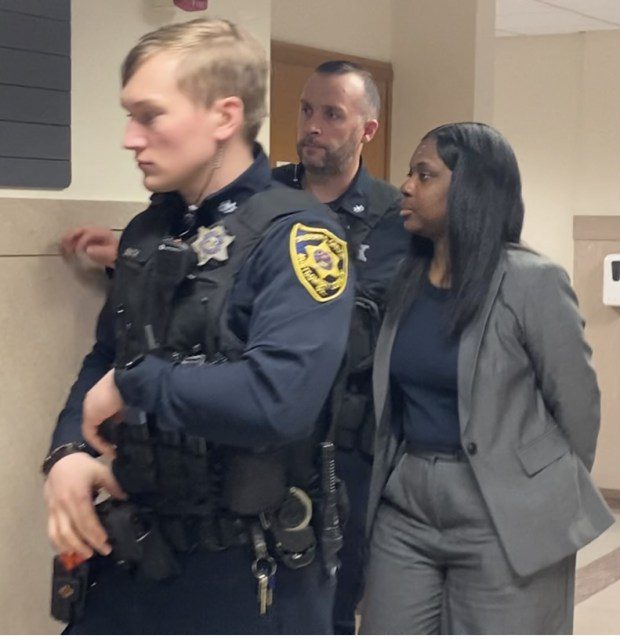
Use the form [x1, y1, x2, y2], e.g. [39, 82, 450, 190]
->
[289, 223, 348, 302]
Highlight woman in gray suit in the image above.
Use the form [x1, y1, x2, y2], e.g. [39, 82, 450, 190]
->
[360, 122, 613, 634]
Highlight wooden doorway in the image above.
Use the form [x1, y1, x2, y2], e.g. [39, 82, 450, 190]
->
[270, 41, 393, 181]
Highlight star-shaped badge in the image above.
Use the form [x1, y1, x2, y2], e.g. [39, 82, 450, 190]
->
[191, 225, 235, 266]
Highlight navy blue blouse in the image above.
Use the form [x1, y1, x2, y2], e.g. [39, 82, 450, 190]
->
[390, 277, 461, 452]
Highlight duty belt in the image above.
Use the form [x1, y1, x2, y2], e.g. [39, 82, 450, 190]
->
[49, 426, 343, 624]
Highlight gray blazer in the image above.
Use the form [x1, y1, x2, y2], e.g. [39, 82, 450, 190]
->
[367, 245, 614, 577]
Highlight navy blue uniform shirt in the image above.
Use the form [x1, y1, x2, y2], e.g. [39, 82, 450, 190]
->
[51, 148, 354, 450]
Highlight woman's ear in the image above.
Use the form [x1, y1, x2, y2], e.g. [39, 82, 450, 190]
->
[212, 96, 245, 143]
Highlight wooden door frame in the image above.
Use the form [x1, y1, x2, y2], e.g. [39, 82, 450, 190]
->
[271, 41, 394, 181]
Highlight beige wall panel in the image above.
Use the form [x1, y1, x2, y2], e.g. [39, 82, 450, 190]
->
[0, 255, 108, 633]
[390, 0, 495, 187]
[271, 0, 392, 62]
[0, 198, 140, 256]
[495, 34, 581, 275]
[577, 31, 620, 215]
[573, 231, 620, 490]
[495, 30, 620, 275]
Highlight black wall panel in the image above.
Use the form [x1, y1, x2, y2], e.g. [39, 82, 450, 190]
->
[0, 48, 70, 90]
[0, 158, 70, 188]
[0, 0, 70, 21]
[0, 0, 71, 188]
[0, 122, 70, 159]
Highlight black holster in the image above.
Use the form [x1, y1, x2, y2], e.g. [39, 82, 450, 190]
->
[50, 556, 90, 624]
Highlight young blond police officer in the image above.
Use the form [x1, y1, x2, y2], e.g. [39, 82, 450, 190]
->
[43, 18, 353, 634]
[58, 58, 410, 636]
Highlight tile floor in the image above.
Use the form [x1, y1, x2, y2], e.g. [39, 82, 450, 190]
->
[575, 511, 620, 634]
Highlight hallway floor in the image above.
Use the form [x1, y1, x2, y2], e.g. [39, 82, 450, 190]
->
[575, 509, 620, 634]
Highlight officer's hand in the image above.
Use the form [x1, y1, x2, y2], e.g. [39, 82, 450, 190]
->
[44, 452, 126, 558]
[60, 226, 119, 269]
[82, 370, 124, 457]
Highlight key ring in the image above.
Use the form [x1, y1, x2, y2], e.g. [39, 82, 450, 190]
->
[251, 555, 277, 579]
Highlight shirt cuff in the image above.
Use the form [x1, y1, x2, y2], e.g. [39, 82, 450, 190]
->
[115, 353, 170, 412]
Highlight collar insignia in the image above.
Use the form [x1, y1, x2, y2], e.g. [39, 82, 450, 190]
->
[191, 224, 235, 266]
[122, 247, 140, 259]
[352, 204, 365, 214]
[357, 244, 370, 262]
[218, 199, 238, 214]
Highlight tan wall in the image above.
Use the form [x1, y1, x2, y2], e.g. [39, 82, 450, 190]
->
[495, 31, 620, 490]
[495, 30, 620, 275]
[271, 0, 392, 62]
[390, 0, 494, 185]
[0, 199, 135, 634]
[573, 218, 620, 490]
[577, 31, 620, 216]
[495, 34, 582, 275]
[0, 0, 271, 632]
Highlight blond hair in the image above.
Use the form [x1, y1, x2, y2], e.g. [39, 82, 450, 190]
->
[122, 18, 267, 142]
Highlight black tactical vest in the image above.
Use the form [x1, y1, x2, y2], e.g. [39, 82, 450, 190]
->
[111, 186, 324, 516]
[114, 186, 320, 368]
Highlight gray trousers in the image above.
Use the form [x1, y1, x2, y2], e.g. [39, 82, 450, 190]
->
[360, 451, 575, 635]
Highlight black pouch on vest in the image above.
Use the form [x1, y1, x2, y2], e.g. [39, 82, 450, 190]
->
[112, 423, 158, 495]
[154, 430, 186, 499]
[98, 501, 181, 581]
[334, 392, 369, 450]
[220, 448, 288, 515]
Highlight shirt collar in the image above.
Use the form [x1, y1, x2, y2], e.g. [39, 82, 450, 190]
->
[152, 143, 271, 231]
[286, 160, 371, 219]
[328, 161, 372, 219]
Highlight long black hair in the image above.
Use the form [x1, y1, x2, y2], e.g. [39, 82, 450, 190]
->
[393, 122, 524, 337]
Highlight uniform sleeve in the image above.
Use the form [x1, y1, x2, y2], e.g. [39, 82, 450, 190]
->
[521, 262, 601, 470]
[115, 216, 355, 448]
[50, 296, 116, 450]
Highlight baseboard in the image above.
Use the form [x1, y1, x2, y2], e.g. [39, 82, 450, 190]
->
[600, 488, 620, 512]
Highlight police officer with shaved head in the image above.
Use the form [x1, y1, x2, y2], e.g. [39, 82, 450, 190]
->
[272, 61, 409, 634]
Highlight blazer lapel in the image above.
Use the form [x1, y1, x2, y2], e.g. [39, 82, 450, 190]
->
[458, 256, 507, 434]
[372, 305, 400, 427]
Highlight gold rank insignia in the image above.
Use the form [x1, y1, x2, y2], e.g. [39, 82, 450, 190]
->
[191, 224, 235, 266]
[289, 223, 348, 302]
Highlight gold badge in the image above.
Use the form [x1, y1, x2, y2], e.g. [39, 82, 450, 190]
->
[290, 223, 348, 302]
[191, 224, 235, 266]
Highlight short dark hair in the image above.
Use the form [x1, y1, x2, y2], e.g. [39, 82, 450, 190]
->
[392, 122, 524, 337]
[314, 60, 380, 119]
